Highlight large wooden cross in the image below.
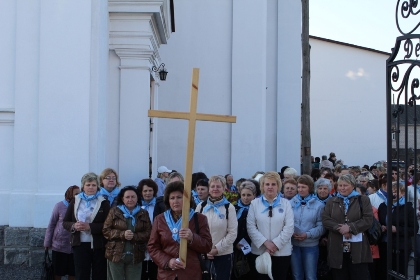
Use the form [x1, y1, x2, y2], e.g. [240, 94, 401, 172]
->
[148, 68, 236, 264]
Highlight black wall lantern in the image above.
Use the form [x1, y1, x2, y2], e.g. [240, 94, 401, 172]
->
[152, 63, 168, 81]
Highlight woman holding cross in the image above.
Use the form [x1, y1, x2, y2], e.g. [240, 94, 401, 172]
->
[147, 181, 212, 280]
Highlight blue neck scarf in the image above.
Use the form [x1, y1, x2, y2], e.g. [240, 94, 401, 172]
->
[62, 200, 69, 207]
[141, 197, 156, 208]
[117, 204, 141, 226]
[203, 197, 230, 219]
[99, 187, 120, 205]
[376, 189, 388, 205]
[192, 190, 202, 205]
[236, 200, 250, 219]
[261, 194, 282, 213]
[78, 192, 100, 207]
[337, 190, 359, 212]
[294, 194, 314, 209]
[316, 194, 331, 205]
[392, 196, 406, 209]
[164, 209, 195, 243]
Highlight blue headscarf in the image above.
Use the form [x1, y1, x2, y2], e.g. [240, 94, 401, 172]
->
[164, 209, 195, 243]
[203, 197, 230, 219]
[78, 192, 100, 207]
[117, 204, 141, 226]
[336, 190, 359, 212]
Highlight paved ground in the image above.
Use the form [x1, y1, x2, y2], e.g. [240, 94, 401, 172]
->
[0, 264, 70, 280]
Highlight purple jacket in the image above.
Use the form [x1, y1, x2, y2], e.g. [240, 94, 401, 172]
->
[44, 201, 72, 254]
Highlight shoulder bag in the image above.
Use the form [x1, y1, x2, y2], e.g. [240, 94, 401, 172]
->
[358, 196, 382, 245]
[193, 213, 217, 280]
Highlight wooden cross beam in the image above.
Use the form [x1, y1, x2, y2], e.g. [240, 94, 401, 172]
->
[148, 68, 236, 265]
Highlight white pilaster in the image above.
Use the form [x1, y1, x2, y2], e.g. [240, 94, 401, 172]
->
[277, 1, 302, 172]
[115, 49, 152, 184]
[231, 0, 268, 176]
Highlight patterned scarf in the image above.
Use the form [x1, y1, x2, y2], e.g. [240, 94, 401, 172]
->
[336, 190, 359, 212]
[203, 197, 230, 219]
[78, 192, 100, 207]
[236, 200, 250, 219]
[164, 209, 195, 243]
[117, 204, 141, 226]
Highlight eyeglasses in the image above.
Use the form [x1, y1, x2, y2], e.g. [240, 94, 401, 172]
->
[105, 176, 117, 180]
[268, 206, 273, 218]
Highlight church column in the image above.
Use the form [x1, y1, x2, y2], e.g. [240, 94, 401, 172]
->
[115, 49, 153, 184]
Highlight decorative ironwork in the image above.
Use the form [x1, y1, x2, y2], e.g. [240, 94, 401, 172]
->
[152, 63, 168, 81]
[387, 1, 420, 279]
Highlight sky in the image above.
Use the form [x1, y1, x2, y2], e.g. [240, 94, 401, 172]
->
[310, 1, 401, 53]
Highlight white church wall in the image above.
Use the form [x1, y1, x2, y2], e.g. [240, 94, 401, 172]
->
[155, 0, 303, 179]
[0, 0, 16, 226]
[310, 38, 388, 167]
[156, 1, 233, 177]
[277, 0, 302, 172]
[231, 0, 268, 178]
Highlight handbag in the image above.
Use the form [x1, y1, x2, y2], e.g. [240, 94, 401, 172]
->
[358, 196, 382, 245]
[233, 250, 250, 278]
[40, 249, 54, 280]
[194, 213, 217, 280]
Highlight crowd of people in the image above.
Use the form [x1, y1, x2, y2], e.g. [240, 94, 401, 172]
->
[43, 155, 420, 280]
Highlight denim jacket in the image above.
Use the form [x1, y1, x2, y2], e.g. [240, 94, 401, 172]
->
[290, 195, 325, 247]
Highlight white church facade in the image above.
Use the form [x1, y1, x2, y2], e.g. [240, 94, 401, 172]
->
[1, 0, 302, 230]
[0, 0, 392, 233]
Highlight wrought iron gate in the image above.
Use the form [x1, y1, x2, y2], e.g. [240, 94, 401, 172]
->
[387, 1, 420, 279]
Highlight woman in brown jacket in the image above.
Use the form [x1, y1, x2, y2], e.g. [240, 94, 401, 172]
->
[103, 186, 152, 280]
[147, 181, 213, 280]
[322, 174, 373, 280]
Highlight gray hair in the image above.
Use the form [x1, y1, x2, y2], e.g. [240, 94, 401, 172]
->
[168, 172, 184, 182]
[239, 180, 257, 195]
[81, 172, 100, 191]
[284, 167, 298, 177]
[314, 178, 332, 192]
[337, 174, 357, 188]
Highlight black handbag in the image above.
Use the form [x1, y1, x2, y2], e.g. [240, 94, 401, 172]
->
[194, 213, 217, 280]
[40, 249, 54, 280]
[358, 196, 382, 245]
[233, 250, 250, 278]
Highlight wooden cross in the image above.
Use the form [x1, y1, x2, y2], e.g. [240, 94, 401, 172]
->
[148, 68, 236, 264]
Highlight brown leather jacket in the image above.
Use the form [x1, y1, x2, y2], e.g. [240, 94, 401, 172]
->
[147, 212, 212, 280]
[102, 206, 152, 264]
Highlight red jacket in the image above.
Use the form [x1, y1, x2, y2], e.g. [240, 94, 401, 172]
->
[147, 212, 212, 280]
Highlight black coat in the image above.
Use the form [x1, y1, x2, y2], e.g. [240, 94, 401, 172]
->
[233, 204, 251, 247]
[378, 201, 418, 250]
